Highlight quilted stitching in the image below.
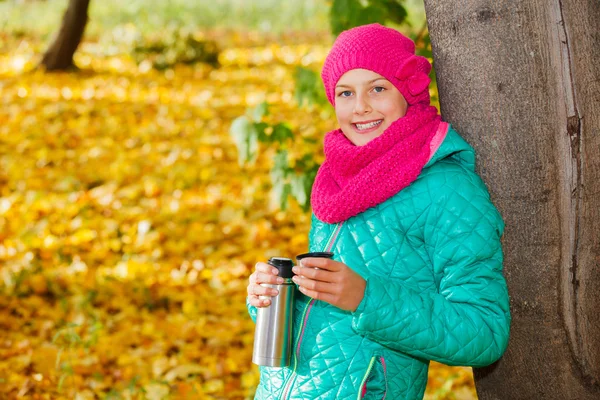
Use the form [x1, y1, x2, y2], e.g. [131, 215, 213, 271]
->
[248, 127, 510, 399]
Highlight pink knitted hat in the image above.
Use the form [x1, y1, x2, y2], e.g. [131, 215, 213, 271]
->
[321, 23, 432, 106]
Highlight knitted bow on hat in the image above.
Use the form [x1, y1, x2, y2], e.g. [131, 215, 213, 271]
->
[394, 56, 432, 104]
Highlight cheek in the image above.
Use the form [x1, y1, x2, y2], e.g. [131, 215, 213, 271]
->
[382, 100, 407, 120]
[335, 105, 352, 125]
[334, 107, 355, 137]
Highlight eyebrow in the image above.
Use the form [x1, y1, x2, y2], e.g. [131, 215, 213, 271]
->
[336, 78, 388, 89]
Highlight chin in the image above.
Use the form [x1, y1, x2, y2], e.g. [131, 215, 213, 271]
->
[346, 131, 384, 146]
[349, 135, 371, 146]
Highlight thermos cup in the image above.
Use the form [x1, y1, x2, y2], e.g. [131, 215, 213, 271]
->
[296, 252, 334, 267]
[252, 257, 296, 367]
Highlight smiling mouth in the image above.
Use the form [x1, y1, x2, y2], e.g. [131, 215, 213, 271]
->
[353, 120, 383, 131]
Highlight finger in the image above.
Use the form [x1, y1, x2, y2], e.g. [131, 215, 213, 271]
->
[255, 271, 285, 285]
[248, 283, 279, 297]
[248, 294, 272, 307]
[248, 294, 260, 306]
[297, 285, 337, 304]
[299, 257, 340, 271]
[255, 262, 279, 275]
[292, 275, 337, 294]
[292, 265, 336, 283]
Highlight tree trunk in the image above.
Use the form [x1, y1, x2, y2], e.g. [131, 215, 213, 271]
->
[41, 0, 90, 71]
[423, 0, 600, 399]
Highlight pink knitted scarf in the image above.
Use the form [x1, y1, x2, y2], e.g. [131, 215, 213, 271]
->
[311, 104, 442, 223]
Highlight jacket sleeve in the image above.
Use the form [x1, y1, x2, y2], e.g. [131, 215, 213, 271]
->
[247, 297, 257, 323]
[350, 170, 511, 367]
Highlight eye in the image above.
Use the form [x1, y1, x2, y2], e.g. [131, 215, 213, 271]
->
[337, 90, 352, 98]
[373, 86, 385, 93]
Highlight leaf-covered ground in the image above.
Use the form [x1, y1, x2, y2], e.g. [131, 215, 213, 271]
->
[0, 30, 476, 399]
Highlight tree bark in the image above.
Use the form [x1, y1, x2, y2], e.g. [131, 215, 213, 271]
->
[41, 0, 90, 71]
[423, 0, 600, 399]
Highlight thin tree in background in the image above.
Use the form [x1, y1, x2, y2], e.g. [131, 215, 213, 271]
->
[41, 0, 90, 71]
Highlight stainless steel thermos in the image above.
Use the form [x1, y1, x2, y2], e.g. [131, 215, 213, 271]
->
[252, 252, 334, 367]
[252, 257, 296, 367]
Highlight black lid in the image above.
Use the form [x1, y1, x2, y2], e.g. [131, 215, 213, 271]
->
[267, 257, 295, 278]
[296, 252, 334, 261]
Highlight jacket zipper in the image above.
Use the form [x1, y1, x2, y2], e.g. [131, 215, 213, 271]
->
[380, 356, 387, 400]
[359, 356, 387, 400]
[280, 222, 343, 400]
[358, 357, 376, 400]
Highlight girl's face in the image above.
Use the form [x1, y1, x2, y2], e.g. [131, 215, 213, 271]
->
[334, 69, 408, 146]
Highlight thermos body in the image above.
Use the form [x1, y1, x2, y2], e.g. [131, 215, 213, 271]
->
[252, 278, 295, 367]
[252, 253, 333, 368]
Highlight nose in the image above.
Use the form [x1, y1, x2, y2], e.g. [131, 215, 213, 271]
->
[353, 94, 372, 115]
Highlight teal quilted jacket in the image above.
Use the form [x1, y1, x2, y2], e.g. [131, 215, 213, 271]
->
[248, 126, 511, 399]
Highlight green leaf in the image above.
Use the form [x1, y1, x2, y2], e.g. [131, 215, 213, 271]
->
[254, 122, 270, 142]
[272, 150, 290, 175]
[229, 116, 259, 166]
[279, 183, 292, 210]
[270, 150, 292, 210]
[328, 0, 408, 36]
[271, 123, 294, 143]
[252, 101, 269, 122]
[330, 0, 383, 35]
[271, 178, 290, 211]
[294, 66, 328, 107]
[290, 175, 308, 208]
[381, 0, 407, 25]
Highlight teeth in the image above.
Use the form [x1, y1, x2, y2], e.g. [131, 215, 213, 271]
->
[355, 120, 382, 130]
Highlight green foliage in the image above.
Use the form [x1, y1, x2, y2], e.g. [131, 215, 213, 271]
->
[230, 102, 292, 166]
[132, 27, 220, 70]
[294, 66, 329, 108]
[329, 0, 407, 36]
[0, 0, 329, 38]
[270, 151, 319, 212]
[229, 102, 318, 211]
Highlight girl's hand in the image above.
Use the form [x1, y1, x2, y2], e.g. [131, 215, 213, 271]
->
[247, 262, 284, 308]
[292, 258, 366, 312]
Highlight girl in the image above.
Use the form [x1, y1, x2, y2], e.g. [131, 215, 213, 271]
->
[246, 23, 510, 400]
